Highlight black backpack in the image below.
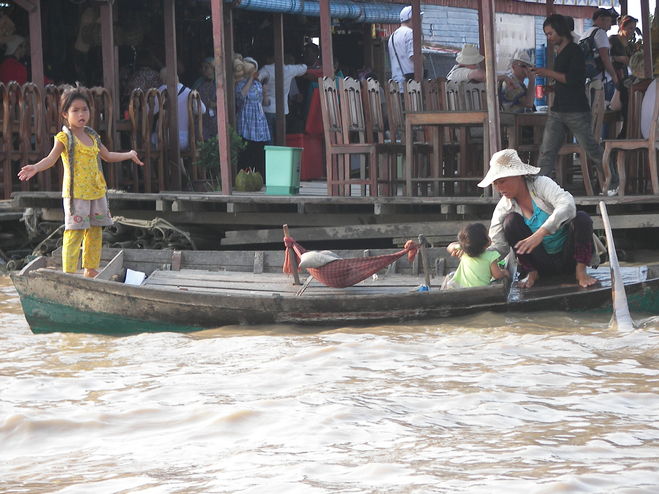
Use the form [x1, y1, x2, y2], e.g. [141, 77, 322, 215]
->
[578, 28, 604, 79]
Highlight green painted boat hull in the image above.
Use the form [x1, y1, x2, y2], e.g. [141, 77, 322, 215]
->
[20, 294, 203, 334]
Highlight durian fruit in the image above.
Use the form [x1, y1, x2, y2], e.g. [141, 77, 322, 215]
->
[235, 168, 264, 191]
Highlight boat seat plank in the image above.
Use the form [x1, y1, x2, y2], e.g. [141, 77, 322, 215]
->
[142, 269, 432, 296]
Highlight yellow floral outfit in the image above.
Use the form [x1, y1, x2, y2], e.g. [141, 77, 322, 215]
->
[55, 127, 112, 273]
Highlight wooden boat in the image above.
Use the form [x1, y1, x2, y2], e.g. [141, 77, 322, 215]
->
[10, 247, 659, 334]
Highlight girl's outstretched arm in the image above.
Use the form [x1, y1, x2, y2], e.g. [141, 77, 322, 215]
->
[18, 140, 65, 181]
[99, 145, 144, 166]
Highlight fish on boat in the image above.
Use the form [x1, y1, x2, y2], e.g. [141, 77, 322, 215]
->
[9, 246, 659, 334]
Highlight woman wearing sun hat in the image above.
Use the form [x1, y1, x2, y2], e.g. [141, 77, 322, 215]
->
[480, 149, 599, 289]
[447, 44, 486, 83]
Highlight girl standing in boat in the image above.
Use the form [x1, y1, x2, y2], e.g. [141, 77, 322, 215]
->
[445, 223, 510, 288]
[17, 85, 143, 278]
[479, 149, 599, 289]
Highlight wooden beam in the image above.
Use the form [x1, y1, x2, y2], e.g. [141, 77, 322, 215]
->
[412, 0, 423, 81]
[211, 0, 233, 195]
[481, 0, 500, 168]
[164, 0, 181, 190]
[641, 0, 653, 80]
[25, 0, 43, 87]
[320, 0, 334, 78]
[99, 1, 117, 147]
[274, 13, 285, 146]
[13, 0, 37, 12]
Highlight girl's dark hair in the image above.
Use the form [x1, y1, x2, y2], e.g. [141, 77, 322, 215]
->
[59, 84, 90, 114]
[458, 223, 490, 258]
[543, 14, 572, 40]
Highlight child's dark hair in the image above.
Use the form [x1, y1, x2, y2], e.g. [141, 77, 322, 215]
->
[458, 223, 490, 258]
[59, 84, 91, 115]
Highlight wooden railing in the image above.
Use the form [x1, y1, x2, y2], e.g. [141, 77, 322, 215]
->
[0, 82, 206, 199]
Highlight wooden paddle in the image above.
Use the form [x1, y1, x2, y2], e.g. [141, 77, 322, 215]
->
[599, 201, 635, 330]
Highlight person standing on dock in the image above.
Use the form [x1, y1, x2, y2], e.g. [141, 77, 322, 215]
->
[479, 149, 599, 290]
[17, 85, 144, 278]
[388, 6, 423, 88]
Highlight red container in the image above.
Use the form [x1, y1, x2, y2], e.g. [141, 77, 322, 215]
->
[286, 133, 325, 180]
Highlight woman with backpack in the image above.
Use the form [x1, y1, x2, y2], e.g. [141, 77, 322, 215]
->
[531, 14, 609, 196]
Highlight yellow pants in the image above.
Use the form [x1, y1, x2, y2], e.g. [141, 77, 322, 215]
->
[62, 227, 102, 273]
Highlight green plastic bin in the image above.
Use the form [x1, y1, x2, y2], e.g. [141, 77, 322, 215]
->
[264, 145, 303, 195]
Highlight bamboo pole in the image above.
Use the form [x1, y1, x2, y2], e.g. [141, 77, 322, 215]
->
[599, 201, 635, 330]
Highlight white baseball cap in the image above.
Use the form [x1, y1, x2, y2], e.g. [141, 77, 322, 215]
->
[400, 6, 422, 23]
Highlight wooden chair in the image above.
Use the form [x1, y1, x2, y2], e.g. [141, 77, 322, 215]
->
[127, 88, 146, 192]
[2, 82, 23, 199]
[183, 89, 205, 190]
[384, 79, 434, 196]
[555, 80, 606, 196]
[602, 79, 659, 196]
[20, 83, 44, 192]
[361, 77, 402, 195]
[41, 84, 63, 191]
[318, 76, 377, 196]
[145, 88, 166, 192]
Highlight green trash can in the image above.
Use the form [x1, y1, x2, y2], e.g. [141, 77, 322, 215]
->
[264, 145, 303, 195]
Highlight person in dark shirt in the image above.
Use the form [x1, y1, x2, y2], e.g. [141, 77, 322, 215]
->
[532, 14, 607, 195]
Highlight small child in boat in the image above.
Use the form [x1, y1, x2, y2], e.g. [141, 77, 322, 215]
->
[444, 223, 510, 288]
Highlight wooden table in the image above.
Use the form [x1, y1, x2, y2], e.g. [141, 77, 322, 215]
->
[405, 111, 489, 197]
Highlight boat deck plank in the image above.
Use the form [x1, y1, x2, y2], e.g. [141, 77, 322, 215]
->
[143, 269, 431, 296]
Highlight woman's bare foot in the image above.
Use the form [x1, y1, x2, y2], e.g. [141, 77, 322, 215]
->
[518, 270, 539, 288]
[84, 268, 99, 278]
[576, 263, 598, 288]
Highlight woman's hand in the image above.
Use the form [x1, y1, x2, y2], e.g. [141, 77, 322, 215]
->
[514, 228, 548, 255]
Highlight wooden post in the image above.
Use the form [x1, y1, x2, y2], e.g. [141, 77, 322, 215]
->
[418, 234, 431, 289]
[283, 224, 301, 285]
[641, 0, 653, 79]
[599, 202, 634, 330]
[99, 2, 117, 150]
[320, 0, 334, 78]
[164, 0, 181, 190]
[274, 13, 285, 146]
[14, 0, 44, 87]
[210, 0, 233, 195]
[412, 0, 423, 81]
[480, 0, 501, 180]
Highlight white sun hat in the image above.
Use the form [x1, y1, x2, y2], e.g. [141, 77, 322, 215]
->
[512, 49, 532, 66]
[456, 44, 484, 65]
[478, 149, 541, 188]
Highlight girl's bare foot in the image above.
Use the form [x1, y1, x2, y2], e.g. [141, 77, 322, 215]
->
[518, 270, 539, 288]
[84, 268, 99, 278]
[576, 263, 598, 288]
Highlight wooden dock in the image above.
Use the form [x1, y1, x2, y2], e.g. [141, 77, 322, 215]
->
[9, 183, 659, 249]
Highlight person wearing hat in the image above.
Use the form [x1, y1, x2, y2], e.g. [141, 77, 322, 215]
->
[387, 5, 423, 87]
[0, 34, 28, 84]
[579, 7, 620, 89]
[446, 44, 486, 83]
[533, 14, 608, 194]
[479, 149, 598, 289]
[499, 50, 536, 113]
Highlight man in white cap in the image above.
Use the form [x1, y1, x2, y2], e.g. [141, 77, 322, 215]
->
[387, 5, 423, 87]
[479, 148, 599, 289]
[499, 50, 536, 113]
[447, 44, 486, 83]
